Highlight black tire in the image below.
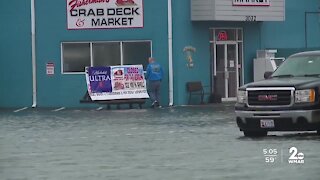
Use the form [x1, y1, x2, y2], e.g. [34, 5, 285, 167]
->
[317, 130, 320, 135]
[243, 131, 268, 137]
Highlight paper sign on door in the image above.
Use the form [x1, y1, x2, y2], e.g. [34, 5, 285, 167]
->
[229, 60, 235, 68]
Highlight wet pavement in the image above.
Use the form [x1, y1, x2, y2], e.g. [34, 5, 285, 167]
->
[0, 104, 319, 180]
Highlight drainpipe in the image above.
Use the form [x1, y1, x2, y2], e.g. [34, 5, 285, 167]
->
[168, 0, 174, 106]
[31, 0, 37, 108]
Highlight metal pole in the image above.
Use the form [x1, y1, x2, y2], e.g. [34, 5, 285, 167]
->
[31, 0, 37, 108]
[168, 0, 174, 106]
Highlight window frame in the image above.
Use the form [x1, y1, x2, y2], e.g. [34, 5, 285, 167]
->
[61, 40, 153, 75]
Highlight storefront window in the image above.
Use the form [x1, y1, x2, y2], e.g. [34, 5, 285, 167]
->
[62, 43, 90, 73]
[123, 41, 151, 69]
[92, 42, 121, 67]
[215, 29, 236, 41]
[210, 28, 243, 42]
[61, 41, 152, 73]
[237, 29, 243, 41]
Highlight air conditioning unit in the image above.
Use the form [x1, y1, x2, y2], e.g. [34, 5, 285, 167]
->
[256, 49, 277, 59]
[254, 50, 285, 82]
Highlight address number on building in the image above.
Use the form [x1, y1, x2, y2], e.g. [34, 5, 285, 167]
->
[245, 16, 257, 21]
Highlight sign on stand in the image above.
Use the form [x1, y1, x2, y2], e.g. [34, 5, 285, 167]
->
[85, 65, 149, 100]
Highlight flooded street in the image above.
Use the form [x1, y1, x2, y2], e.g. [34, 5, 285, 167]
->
[0, 104, 319, 180]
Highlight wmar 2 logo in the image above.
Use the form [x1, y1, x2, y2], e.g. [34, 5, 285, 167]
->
[288, 147, 304, 164]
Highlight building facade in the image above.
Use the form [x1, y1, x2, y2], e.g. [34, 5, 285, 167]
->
[0, 0, 320, 108]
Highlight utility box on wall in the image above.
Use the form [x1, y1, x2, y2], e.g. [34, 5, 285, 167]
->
[191, 0, 285, 21]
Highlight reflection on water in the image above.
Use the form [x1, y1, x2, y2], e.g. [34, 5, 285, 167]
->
[238, 132, 320, 141]
[0, 105, 319, 180]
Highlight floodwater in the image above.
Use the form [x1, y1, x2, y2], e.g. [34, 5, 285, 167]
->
[0, 104, 319, 180]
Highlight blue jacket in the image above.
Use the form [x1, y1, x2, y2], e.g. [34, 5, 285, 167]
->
[146, 62, 163, 81]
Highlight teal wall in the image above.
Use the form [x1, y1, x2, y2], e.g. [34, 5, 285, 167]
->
[171, 0, 320, 105]
[171, 1, 261, 105]
[0, 0, 319, 107]
[35, 0, 168, 107]
[0, 0, 32, 107]
[261, 0, 320, 49]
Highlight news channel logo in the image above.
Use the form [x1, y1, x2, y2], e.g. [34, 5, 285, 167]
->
[263, 147, 304, 164]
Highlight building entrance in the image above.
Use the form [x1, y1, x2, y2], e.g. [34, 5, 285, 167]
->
[210, 28, 243, 101]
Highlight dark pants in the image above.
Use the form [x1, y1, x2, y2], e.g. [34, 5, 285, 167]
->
[148, 80, 161, 104]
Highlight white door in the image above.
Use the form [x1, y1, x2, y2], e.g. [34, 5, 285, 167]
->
[213, 43, 239, 101]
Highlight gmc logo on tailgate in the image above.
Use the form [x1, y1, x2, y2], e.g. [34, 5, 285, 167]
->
[258, 95, 278, 101]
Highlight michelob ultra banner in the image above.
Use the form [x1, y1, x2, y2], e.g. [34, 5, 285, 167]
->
[85, 65, 149, 100]
[67, 0, 144, 29]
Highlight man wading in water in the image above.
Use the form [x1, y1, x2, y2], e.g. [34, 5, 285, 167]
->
[145, 57, 164, 108]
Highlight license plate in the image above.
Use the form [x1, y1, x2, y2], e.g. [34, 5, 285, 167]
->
[260, 119, 275, 128]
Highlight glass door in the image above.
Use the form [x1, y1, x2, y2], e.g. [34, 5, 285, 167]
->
[226, 44, 238, 99]
[214, 44, 226, 98]
[213, 43, 238, 101]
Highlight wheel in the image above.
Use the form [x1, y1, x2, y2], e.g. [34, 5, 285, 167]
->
[317, 129, 320, 135]
[243, 131, 268, 137]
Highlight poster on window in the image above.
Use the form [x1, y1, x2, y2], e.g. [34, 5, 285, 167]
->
[67, 0, 144, 30]
[85, 65, 149, 100]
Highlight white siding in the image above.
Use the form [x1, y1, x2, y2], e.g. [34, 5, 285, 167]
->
[191, 0, 215, 21]
[191, 0, 285, 21]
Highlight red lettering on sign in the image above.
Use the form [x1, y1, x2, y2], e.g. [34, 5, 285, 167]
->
[218, 31, 228, 41]
[69, 0, 109, 12]
[116, 0, 135, 5]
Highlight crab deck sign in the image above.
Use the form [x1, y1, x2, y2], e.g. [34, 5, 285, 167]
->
[67, 0, 144, 29]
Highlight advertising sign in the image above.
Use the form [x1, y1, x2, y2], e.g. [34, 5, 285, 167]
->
[67, 0, 144, 30]
[85, 65, 149, 100]
[217, 31, 228, 41]
[232, 0, 270, 6]
[192, 0, 284, 22]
